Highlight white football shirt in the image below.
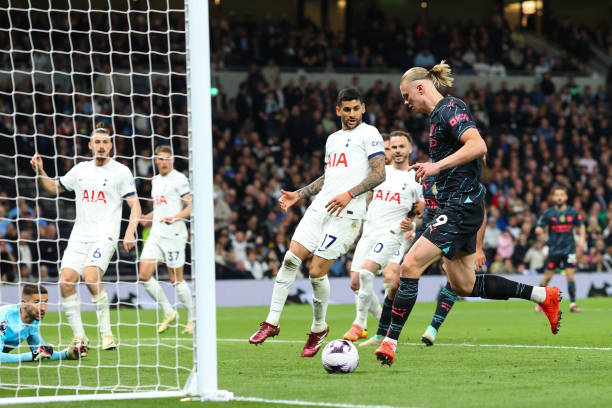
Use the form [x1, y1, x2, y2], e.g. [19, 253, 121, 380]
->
[59, 159, 136, 243]
[363, 166, 423, 235]
[149, 169, 190, 239]
[310, 122, 384, 219]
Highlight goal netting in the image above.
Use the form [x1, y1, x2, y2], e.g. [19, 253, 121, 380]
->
[0, 0, 208, 401]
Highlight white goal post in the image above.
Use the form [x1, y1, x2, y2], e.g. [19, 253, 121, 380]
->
[0, 0, 230, 404]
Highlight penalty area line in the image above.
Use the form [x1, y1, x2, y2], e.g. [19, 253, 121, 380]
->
[219, 338, 612, 351]
[233, 396, 419, 408]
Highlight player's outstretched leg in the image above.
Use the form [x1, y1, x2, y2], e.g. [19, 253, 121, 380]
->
[421, 281, 457, 346]
[249, 249, 303, 344]
[140, 260, 177, 334]
[468, 274, 562, 334]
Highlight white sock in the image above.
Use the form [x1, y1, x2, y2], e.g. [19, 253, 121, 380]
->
[310, 275, 330, 333]
[383, 337, 398, 350]
[92, 290, 112, 336]
[353, 289, 359, 324]
[265, 251, 302, 326]
[368, 292, 382, 321]
[62, 294, 86, 340]
[530, 286, 547, 303]
[355, 270, 374, 328]
[384, 282, 392, 298]
[143, 277, 174, 316]
[175, 281, 194, 321]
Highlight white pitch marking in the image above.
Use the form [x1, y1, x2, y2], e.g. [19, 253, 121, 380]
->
[233, 396, 420, 408]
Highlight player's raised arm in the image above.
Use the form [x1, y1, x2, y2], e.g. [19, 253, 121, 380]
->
[123, 193, 141, 252]
[30, 154, 65, 196]
[326, 154, 386, 217]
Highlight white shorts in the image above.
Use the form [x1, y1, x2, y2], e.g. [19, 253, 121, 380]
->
[388, 238, 410, 265]
[292, 208, 362, 260]
[351, 231, 405, 274]
[60, 239, 116, 275]
[140, 234, 187, 268]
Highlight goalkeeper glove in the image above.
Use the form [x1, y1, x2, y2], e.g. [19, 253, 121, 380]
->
[65, 339, 88, 360]
[32, 344, 53, 361]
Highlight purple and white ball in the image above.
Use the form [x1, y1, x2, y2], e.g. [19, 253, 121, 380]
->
[321, 339, 359, 374]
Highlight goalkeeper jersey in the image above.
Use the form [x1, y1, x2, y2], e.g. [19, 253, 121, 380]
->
[0, 304, 43, 353]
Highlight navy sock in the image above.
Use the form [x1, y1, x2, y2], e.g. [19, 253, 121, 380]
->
[470, 274, 533, 300]
[386, 278, 419, 341]
[430, 282, 457, 330]
[568, 281, 576, 303]
[376, 296, 393, 337]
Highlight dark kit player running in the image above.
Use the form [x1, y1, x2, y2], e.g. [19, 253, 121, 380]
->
[536, 186, 586, 313]
[374, 61, 562, 366]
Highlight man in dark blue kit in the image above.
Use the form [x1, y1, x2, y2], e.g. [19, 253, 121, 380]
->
[375, 61, 562, 366]
[536, 186, 586, 312]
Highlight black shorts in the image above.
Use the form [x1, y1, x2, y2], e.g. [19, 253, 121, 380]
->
[545, 253, 576, 271]
[421, 200, 485, 260]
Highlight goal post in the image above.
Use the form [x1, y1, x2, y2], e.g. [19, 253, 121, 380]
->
[0, 0, 230, 404]
[184, 0, 231, 400]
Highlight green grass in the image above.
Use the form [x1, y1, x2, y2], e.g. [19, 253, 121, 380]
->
[2, 298, 612, 408]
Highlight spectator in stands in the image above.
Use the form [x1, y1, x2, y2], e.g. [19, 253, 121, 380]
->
[483, 216, 502, 263]
[0, 240, 17, 282]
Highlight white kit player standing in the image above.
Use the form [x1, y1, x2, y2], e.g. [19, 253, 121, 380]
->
[139, 145, 194, 335]
[344, 131, 423, 342]
[31, 123, 141, 350]
[249, 87, 387, 358]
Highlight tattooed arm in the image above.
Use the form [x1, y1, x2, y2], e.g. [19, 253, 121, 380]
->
[278, 175, 325, 212]
[325, 154, 386, 216]
[348, 154, 386, 198]
[297, 175, 325, 200]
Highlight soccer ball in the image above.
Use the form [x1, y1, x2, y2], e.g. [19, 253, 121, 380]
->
[321, 339, 359, 374]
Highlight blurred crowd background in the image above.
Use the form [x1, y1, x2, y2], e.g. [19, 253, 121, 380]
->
[1, 2, 611, 283]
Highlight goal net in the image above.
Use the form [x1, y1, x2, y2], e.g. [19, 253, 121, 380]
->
[0, 0, 207, 401]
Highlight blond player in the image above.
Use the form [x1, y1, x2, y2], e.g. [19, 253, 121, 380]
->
[344, 131, 423, 342]
[139, 145, 194, 335]
[31, 123, 141, 350]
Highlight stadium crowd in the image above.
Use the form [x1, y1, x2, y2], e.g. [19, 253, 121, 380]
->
[1, 8, 611, 282]
[210, 11, 596, 75]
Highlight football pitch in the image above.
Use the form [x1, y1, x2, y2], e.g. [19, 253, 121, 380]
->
[2, 297, 612, 408]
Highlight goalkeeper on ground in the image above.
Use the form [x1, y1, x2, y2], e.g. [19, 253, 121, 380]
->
[0, 284, 87, 363]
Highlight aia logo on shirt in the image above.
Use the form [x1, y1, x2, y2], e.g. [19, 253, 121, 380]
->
[82, 190, 107, 203]
[326, 152, 348, 168]
[449, 114, 468, 127]
[374, 189, 400, 204]
[154, 195, 168, 205]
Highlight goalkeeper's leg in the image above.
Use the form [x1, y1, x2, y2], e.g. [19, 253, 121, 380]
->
[59, 268, 87, 342]
[83, 266, 115, 350]
[170, 266, 194, 335]
[140, 259, 177, 333]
